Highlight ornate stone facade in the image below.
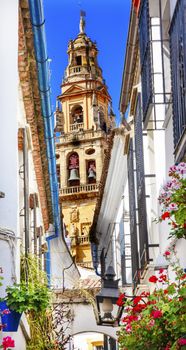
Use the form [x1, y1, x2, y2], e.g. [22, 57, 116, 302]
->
[56, 13, 115, 267]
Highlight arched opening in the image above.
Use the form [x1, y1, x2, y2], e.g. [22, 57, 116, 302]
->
[70, 105, 84, 125]
[71, 332, 117, 350]
[86, 160, 96, 184]
[67, 152, 80, 187]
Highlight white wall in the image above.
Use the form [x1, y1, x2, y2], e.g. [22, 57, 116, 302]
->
[71, 304, 117, 339]
[0, 0, 19, 233]
[0, 0, 20, 294]
[96, 135, 127, 267]
[49, 236, 80, 289]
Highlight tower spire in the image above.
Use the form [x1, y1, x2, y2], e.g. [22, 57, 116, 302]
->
[79, 10, 86, 34]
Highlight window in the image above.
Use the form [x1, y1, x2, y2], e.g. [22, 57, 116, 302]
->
[139, 0, 152, 120]
[127, 139, 139, 286]
[134, 95, 149, 272]
[76, 56, 82, 66]
[169, 0, 186, 149]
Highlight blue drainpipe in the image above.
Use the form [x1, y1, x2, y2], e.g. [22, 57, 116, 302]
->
[28, 0, 61, 283]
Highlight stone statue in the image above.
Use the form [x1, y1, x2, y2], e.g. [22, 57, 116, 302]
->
[70, 208, 79, 223]
[79, 11, 86, 34]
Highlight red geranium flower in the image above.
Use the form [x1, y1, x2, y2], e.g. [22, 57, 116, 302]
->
[2, 336, 15, 350]
[164, 251, 171, 256]
[161, 212, 170, 220]
[133, 303, 146, 313]
[133, 296, 142, 305]
[116, 293, 125, 306]
[178, 338, 186, 346]
[149, 275, 158, 283]
[151, 309, 163, 319]
[159, 274, 167, 282]
[180, 273, 186, 280]
[164, 289, 168, 294]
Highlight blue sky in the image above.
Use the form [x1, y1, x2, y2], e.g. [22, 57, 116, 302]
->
[44, 0, 131, 124]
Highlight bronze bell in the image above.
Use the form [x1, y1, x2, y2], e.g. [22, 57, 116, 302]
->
[68, 169, 80, 181]
[88, 169, 96, 179]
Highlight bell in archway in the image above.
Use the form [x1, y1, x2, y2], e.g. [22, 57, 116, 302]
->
[88, 169, 96, 179]
[68, 169, 80, 181]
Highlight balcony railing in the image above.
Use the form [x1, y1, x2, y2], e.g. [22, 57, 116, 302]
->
[59, 183, 99, 196]
[69, 66, 88, 75]
[70, 235, 90, 246]
[70, 123, 84, 132]
[77, 261, 93, 268]
[56, 129, 105, 144]
[77, 235, 90, 245]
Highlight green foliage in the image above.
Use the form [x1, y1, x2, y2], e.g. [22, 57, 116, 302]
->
[117, 255, 186, 350]
[0, 276, 3, 288]
[5, 255, 51, 314]
[26, 309, 57, 350]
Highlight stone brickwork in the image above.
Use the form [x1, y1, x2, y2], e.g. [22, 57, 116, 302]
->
[18, 1, 53, 230]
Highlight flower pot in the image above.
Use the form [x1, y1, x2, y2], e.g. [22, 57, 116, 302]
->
[0, 301, 22, 332]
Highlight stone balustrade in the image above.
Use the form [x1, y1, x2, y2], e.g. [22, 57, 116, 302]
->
[59, 183, 99, 196]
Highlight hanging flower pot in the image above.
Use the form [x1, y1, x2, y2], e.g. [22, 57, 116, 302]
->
[0, 301, 22, 332]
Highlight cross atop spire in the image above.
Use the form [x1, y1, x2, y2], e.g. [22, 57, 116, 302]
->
[79, 10, 86, 34]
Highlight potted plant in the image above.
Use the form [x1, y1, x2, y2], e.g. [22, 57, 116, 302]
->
[1, 255, 51, 332]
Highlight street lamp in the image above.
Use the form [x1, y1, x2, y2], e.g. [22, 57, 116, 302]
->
[96, 266, 124, 327]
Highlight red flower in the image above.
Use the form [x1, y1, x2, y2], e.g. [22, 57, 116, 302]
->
[151, 310, 163, 319]
[140, 291, 150, 297]
[161, 212, 170, 220]
[159, 268, 164, 274]
[133, 296, 142, 305]
[178, 338, 186, 346]
[159, 274, 167, 282]
[164, 251, 171, 256]
[149, 275, 158, 283]
[133, 303, 146, 313]
[2, 336, 15, 350]
[180, 273, 186, 280]
[2, 309, 10, 315]
[164, 289, 169, 295]
[147, 300, 157, 306]
[116, 293, 125, 306]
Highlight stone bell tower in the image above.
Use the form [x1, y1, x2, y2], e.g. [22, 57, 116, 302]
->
[55, 12, 115, 268]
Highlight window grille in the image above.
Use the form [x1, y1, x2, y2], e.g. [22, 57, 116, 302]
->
[134, 95, 149, 271]
[139, 0, 152, 120]
[169, 0, 186, 149]
[127, 139, 139, 285]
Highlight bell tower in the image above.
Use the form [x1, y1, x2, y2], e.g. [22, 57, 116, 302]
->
[55, 12, 115, 268]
